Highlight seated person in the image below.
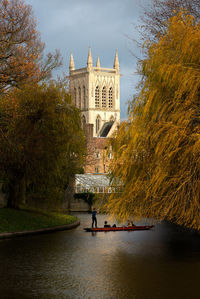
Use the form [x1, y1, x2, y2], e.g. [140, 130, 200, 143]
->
[112, 224, 116, 227]
[127, 220, 135, 227]
[104, 221, 111, 228]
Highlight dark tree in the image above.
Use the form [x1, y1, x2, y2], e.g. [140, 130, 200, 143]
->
[140, 0, 200, 41]
[0, 0, 61, 94]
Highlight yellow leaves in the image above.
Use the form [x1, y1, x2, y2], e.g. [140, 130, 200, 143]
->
[106, 11, 200, 230]
[144, 12, 200, 106]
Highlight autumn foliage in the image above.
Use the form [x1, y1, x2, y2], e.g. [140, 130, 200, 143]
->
[0, 83, 85, 208]
[0, 0, 61, 94]
[0, 0, 84, 208]
[106, 12, 200, 230]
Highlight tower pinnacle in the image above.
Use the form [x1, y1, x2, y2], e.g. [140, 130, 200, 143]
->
[87, 47, 93, 69]
[96, 56, 100, 69]
[69, 52, 75, 72]
[114, 49, 119, 71]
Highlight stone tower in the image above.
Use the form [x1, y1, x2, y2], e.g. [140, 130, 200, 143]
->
[69, 48, 120, 137]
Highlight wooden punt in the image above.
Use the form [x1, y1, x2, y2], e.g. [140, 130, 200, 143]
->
[84, 225, 154, 232]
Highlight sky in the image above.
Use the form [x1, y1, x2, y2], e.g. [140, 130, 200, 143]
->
[26, 0, 151, 120]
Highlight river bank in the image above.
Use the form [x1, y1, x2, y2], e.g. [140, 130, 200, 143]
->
[0, 208, 79, 238]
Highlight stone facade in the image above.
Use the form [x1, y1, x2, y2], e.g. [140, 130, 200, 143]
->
[69, 49, 121, 174]
[69, 48, 120, 138]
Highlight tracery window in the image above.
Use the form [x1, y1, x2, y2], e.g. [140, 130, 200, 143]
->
[96, 115, 101, 134]
[108, 87, 113, 108]
[95, 86, 100, 108]
[78, 87, 81, 109]
[102, 86, 106, 108]
[83, 86, 86, 109]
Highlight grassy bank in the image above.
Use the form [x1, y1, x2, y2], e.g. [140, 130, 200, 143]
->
[0, 208, 77, 233]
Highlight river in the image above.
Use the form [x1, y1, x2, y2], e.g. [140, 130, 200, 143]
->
[0, 213, 200, 299]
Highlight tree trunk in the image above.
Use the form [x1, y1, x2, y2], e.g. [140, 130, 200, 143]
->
[7, 176, 26, 209]
[63, 175, 75, 211]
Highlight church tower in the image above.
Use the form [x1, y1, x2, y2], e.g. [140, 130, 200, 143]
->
[69, 48, 120, 137]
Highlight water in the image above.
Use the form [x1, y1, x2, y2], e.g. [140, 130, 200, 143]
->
[0, 213, 200, 299]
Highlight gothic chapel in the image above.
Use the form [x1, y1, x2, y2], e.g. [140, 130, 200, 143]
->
[69, 48, 121, 174]
[69, 48, 120, 137]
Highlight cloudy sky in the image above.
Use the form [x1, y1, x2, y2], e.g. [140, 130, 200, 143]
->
[26, 0, 151, 120]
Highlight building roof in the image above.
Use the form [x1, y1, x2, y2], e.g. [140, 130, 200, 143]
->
[75, 174, 110, 188]
[99, 121, 114, 137]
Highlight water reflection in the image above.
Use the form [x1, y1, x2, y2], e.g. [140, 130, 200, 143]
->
[0, 213, 200, 299]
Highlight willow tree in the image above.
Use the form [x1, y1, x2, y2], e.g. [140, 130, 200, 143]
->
[106, 12, 200, 230]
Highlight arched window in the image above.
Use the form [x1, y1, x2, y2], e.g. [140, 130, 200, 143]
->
[95, 166, 99, 174]
[95, 151, 100, 159]
[78, 87, 81, 109]
[110, 115, 114, 122]
[102, 86, 106, 108]
[83, 86, 86, 109]
[96, 115, 101, 134]
[95, 86, 100, 108]
[81, 115, 86, 130]
[74, 88, 76, 106]
[108, 87, 113, 108]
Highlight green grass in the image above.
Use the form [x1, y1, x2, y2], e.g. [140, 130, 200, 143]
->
[0, 208, 77, 233]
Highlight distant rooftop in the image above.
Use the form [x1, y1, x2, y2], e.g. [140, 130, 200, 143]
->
[75, 174, 110, 188]
[99, 121, 114, 137]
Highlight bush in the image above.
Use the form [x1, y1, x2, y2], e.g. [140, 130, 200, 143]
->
[74, 192, 95, 209]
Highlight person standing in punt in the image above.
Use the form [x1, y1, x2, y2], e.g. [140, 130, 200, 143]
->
[92, 208, 97, 228]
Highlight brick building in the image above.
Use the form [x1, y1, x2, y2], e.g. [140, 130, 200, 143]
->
[84, 123, 112, 174]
